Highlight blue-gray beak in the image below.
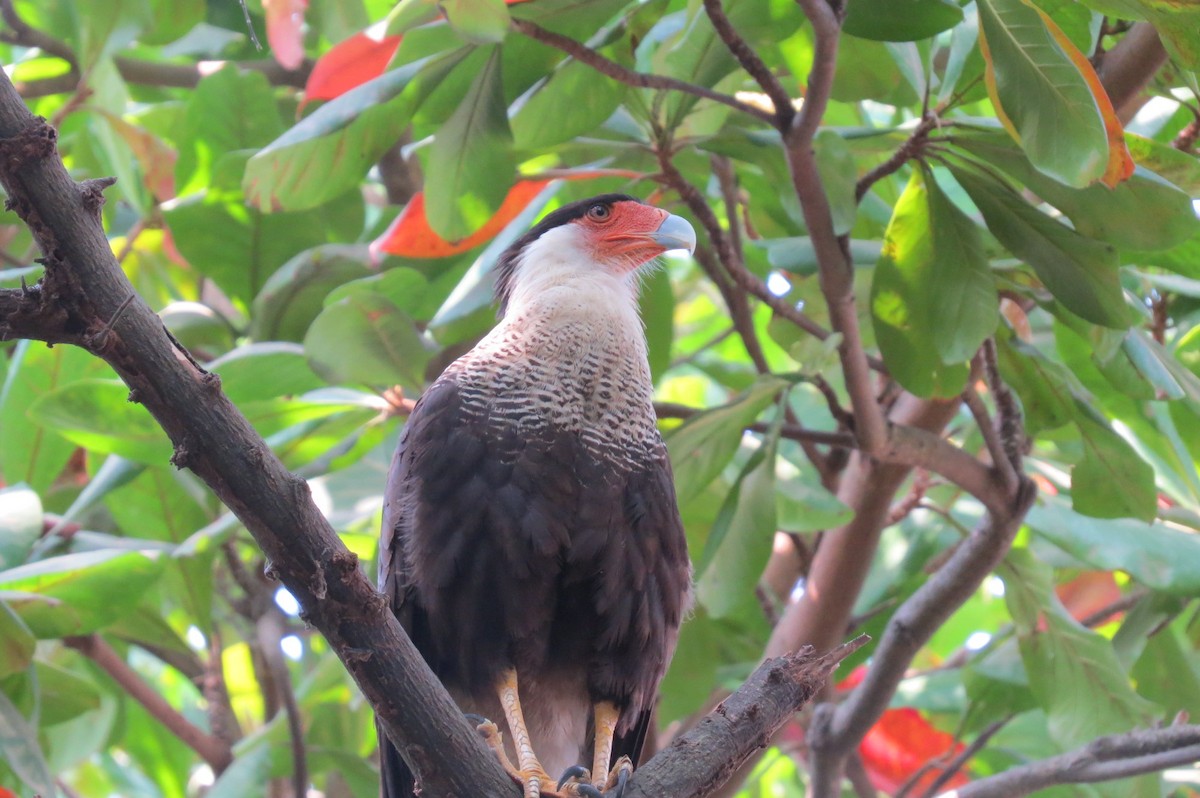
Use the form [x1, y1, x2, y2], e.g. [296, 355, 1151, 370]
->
[650, 214, 697, 255]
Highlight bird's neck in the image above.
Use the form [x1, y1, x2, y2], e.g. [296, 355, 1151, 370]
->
[445, 272, 659, 453]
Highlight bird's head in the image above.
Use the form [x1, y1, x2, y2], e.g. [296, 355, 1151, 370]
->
[494, 194, 696, 316]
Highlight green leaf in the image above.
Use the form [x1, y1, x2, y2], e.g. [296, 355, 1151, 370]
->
[325, 267, 433, 318]
[640, 266, 676, 384]
[1028, 500, 1200, 595]
[843, 0, 963, 41]
[209, 343, 325, 405]
[0, 686, 54, 797]
[164, 193, 340, 306]
[1127, 132, 1200, 195]
[1132, 619, 1200, 721]
[249, 245, 374, 342]
[870, 168, 974, 398]
[977, 0, 1109, 187]
[0, 341, 112, 494]
[957, 134, 1199, 252]
[442, 0, 510, 43]
[1073, 413, 1157, 522]
[996, 336, 1081, 434]
[0, 600, 35, 678]
[1003, 549, 1159, 798]
[666, 377, 786, 502]
[511, 57, 626, 151]
[696, 435, 778, 620]
[244, 49, 472, 212]
[0, 485, 41, 571]
[927, 170, 998, 363]
[174, 66, 284, 197]
[0, 549, 167, 638]
[953, 166, 1129, 328]
[27, 379, 173, 466]
[304, 295, 433, 392]
[425, 46, 515, 240]
[813, 130, 858, 237]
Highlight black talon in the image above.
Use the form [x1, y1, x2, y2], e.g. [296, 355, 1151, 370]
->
[608, 766, 630, 798]
[576, 786, 603, 798]
[464, 713, 489, 725]
[557, 765, 590, 790]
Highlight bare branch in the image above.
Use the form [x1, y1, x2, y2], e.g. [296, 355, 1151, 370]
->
[64, 634, 234, 772]
[940, 725, 1200, 798]
[624, 638, 868, 798]
[807, 478, 1037, 796]
[702, 0, 795, 129]
[0, 76, 517, 798]
[786, 0, 888, 456]
[510, 18, 777, 125]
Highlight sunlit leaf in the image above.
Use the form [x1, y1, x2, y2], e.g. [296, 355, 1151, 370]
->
[666, 378, 786, 502]
[27, 380, 173, 466]
[870, 168, 977, 398]
[0, 549, 167, 638]
[246, 49, 472, 212]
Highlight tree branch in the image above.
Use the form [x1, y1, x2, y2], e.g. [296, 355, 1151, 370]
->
[807, 477, 1037, 796]
[939, 725, 1200, 798]
[64, 634, 234, 772]
[0, 73, 517, 798]
[509, 18, 778, 126]
[624, 638, 868, 798]
[701, 0, 795, 129]
[786, 0, 888, 456]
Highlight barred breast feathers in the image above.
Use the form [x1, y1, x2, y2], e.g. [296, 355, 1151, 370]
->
[442, 229, 662, 465]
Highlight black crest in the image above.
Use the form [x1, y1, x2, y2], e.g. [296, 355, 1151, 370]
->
[493, 193, 640, 315]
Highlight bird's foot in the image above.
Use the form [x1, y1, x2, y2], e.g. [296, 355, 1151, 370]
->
[467, 715, 526, 785]
[553, 756, 632, 797]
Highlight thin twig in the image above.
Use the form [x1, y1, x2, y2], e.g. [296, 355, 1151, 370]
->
[64, 634, 234, 772]
[963, 383, 1018, 492]
[855, 115, 938, 201]
[906, 716, 1013, 798]
[655, 401, 854, 447]
[510, 18, 777, 125]
[702, 0, 795, 129]
[981, 339, 1023, 472]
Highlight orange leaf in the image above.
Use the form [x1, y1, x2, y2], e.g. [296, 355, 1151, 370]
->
[263, 0, 308, 71]
[373, 180, 552, 260]
[1024, 0, 1134, 187]
[303, 30, 403, 105]
[1056, 571, 1122, 624]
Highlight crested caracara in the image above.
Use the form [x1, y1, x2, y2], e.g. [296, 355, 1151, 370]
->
[379, 195, 695, 798]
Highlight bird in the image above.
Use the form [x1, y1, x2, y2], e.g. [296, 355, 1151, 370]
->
[378, 194, 695, 798]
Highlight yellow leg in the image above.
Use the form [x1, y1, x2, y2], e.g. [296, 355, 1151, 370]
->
[591, 702, 620, 790]
[498, 668, 553, 798]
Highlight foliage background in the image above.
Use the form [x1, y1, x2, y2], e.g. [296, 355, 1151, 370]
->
[2, 0, 1200, 796]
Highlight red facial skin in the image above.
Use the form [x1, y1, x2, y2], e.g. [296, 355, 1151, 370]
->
[574, 201, 671, 270]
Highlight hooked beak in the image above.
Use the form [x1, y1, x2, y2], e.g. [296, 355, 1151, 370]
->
[649, 214, 697, 255]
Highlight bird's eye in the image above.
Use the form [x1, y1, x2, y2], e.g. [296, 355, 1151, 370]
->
[586, 203, 612, 222]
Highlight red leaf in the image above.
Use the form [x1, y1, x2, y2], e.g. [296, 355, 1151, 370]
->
[836, 667, 970, 794]
[303, 29, 403, 105]
[859, 708, 969, 794]
[263, 0, 308, 71]
[372, 180, 552, 260]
